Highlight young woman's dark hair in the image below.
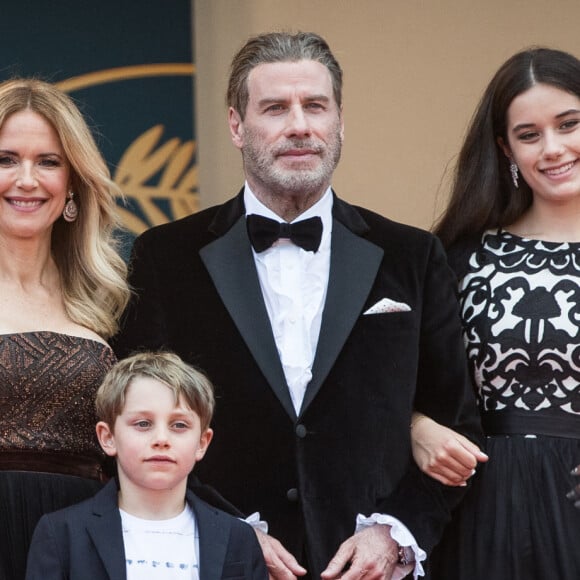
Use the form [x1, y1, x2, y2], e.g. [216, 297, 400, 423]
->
[435, 48, 580, 248]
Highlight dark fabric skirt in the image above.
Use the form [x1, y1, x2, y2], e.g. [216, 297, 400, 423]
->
[429, 434, 580, 580]
[0, 471, 103, 580]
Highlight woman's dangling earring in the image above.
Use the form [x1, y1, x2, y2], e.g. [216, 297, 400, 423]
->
[63, 191, 78, 222]
[510, 160, 519, 189]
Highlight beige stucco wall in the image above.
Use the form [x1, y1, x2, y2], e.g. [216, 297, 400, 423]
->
[194, 0, 580, 231]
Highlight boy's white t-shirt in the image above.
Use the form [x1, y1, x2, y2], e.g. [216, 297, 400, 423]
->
[120, 504, 200, 580]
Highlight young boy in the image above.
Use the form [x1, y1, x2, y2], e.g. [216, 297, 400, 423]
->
[26, 352, 268, 580]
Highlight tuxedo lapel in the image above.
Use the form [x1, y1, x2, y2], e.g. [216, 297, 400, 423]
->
[85, 481, 126, 579]
[200, 215, 296, 419]
[200, 191, 382, 419]
[301, 213, 384, 415]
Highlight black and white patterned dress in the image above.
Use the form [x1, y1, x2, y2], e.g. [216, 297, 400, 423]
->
[431, 230, 580, 580]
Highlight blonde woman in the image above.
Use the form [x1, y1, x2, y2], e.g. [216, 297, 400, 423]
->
[0, 78, 129, 579]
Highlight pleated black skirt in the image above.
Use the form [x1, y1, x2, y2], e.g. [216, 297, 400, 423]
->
[0, 471, 103, 580]
[429, 434, 580, 580]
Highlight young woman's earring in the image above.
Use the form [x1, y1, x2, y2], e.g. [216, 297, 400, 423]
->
[63, 191, 78, 222]
[510, 160, 519, 189]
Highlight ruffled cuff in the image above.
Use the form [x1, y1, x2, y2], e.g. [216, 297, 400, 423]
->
[244, 511, 269, 534]
[355, 513, 426, 579]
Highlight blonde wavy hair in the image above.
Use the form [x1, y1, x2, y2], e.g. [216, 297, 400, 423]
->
[0, 78, 130, 338]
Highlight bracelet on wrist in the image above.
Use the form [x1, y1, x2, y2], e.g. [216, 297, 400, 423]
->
[397, 545, 415, 566]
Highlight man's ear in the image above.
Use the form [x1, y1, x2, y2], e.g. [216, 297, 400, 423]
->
[228, 107, 244, 149]
[96, 421, 117, 457]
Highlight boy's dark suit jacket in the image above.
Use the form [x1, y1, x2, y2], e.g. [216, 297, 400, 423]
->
[114, 190, 482, 577]
[25, 479, 267, 579]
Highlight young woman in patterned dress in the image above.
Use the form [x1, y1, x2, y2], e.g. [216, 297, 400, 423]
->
[411, 48, 580, 580]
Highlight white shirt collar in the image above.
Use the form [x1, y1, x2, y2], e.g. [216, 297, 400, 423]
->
[243, 181, 333, 230]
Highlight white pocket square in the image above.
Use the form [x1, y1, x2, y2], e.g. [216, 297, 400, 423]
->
[363, 298, 412, 315]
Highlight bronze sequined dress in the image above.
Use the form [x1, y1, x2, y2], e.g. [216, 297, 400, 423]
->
[0, 331, 116, 580]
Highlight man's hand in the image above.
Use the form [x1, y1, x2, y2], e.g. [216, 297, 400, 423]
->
[320, 525, 399, 580]
[254, 529, 307, 580]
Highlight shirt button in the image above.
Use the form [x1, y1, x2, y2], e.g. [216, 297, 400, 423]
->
[295, 424, 307, 438]
[286, 488, 299, 502]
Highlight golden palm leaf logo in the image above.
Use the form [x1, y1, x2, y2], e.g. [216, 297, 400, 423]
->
[114, 125, 199, 235]
[57, 64, 199, 236]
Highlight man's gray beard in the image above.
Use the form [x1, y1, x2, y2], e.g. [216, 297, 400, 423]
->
[263, 163, 340, 196]
[242, 128, 342, 197]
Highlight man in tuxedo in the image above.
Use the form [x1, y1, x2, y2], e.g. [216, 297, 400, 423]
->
[115, 31, 481, 580]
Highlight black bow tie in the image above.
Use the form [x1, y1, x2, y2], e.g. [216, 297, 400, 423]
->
[246, 214, 323, 253]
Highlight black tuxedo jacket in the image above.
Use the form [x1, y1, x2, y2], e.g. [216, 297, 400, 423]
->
[25, 479, 267, 580]
[114, 190, 482, 576]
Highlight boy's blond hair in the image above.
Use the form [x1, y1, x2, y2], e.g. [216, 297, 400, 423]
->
[96, 352, 215, 431]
